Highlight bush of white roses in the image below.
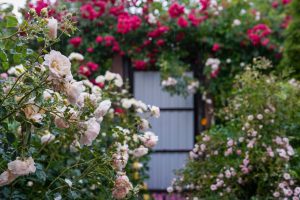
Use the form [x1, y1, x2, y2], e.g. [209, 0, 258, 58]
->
[0, 6, 159, 199]
[168, 58, 300, 200]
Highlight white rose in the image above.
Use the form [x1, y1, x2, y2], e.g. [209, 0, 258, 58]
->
[150, 106, 160, 118]
[82, 80, 94, 89]
[121, 99, 133, 109]
[80, 118, 100, 146]
[94, 100, 111, 119]
[104, 71, 116, 81]
[68, 52, 84, 61]
[114, 74, 123, 87]
[132, 146, 148, 158]
[140, 131, 158, 148]
[95, 75, 105, 84]
[43, 50, 73, 81]
[47, 17, 58, 39]
[41, 133, 55, 144]
[65, 81, 84, 105]
[139, 119, 150, 131]
[8, 157, 36, 176]
[232, 19, 241, 26]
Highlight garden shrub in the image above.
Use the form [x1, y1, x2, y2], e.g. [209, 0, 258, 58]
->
[169, 58, 300, 200]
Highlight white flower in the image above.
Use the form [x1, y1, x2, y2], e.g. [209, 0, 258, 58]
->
[283, 173, 291, 180]
[240, 9, 246, 15]
[122, 98, 134, 109]
[8, 157, 36, 176]
[27, 181, 33, 187]
[132, 146, 148, 158]
[187, 81, 199, 94]
[232, 19, 241, 26]
[226, 58, 232, 63]
[8, 64, 26, 76]
[161, 77, 177, 87]
[65, 81, 85, 105]
[210, 184, 217, 191]
[247, 115, 254, 121]
[68, 52, 84, 61]
[205, 58, 221, 68]
[41, 133, 55, 144]
[167, 186, 174, 193]
[94, 100, 111, 119]
[150, 106, 160, 118]
[80, 118, 100, 146]
[65, 178, 72, 187]
[104, 71, 116, 81]
[257, 114, 263, 120]
[148, 13, 157, 24]
[43, 89, 53, 101]
[95, 75, 105, 84]
[43, 50, 73, 81]
[139, 119, 150, 131]
[140, 131, 158, 148]
[47, 17, 58, 39]
[114, 74, 123, 87]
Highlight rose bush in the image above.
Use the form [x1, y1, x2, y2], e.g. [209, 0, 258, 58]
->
[0, 5, 159, 199]
[26, 0, 291, 100]
[168, 58, 300, 199]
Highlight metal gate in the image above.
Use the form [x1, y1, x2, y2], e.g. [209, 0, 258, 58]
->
[133, 71, 198, 191]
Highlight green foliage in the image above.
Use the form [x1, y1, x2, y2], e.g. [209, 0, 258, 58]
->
[280, 0, 300, 78]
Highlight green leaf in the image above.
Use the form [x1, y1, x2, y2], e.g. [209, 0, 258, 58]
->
[13, 53, 22, 63]
[5, 15, 18, 28]
[0, 49, 8, 62]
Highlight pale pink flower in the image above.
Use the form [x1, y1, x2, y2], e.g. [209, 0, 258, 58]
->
[94, 100, 111, 119]
[0, 171, 17, 186]
[54, 116, 69, 129]
[43, 50, 72, 81]
[80, 118, 100, 146]
[41, 133, 55, 144]
[112, 174, 133, 199]
[140, 131, 158, 148]
[132, 145, 148, 158]
[8, 157, 36, 176]
[47, 17, 58, 39]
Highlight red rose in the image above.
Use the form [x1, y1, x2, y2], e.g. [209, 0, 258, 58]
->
[115, 107, 125, 114]
[200, 0, 210, 11]
[87, 47, 94, 53]
[133, 60, 147, 70]
[168, 2, 185, 18]
[177, 16, 189, 28]
[69, 37, 82, 48]
[104, 35, 115, 46]
[212, 43, 220, 52]
[95, 36, 103, 43]
[156, 39, 165, 46]
[86, 62, 99, 71]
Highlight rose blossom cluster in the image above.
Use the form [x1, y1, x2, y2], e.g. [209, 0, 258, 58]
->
[273, 175, 300, 199]
[247, 24, 272, 46]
